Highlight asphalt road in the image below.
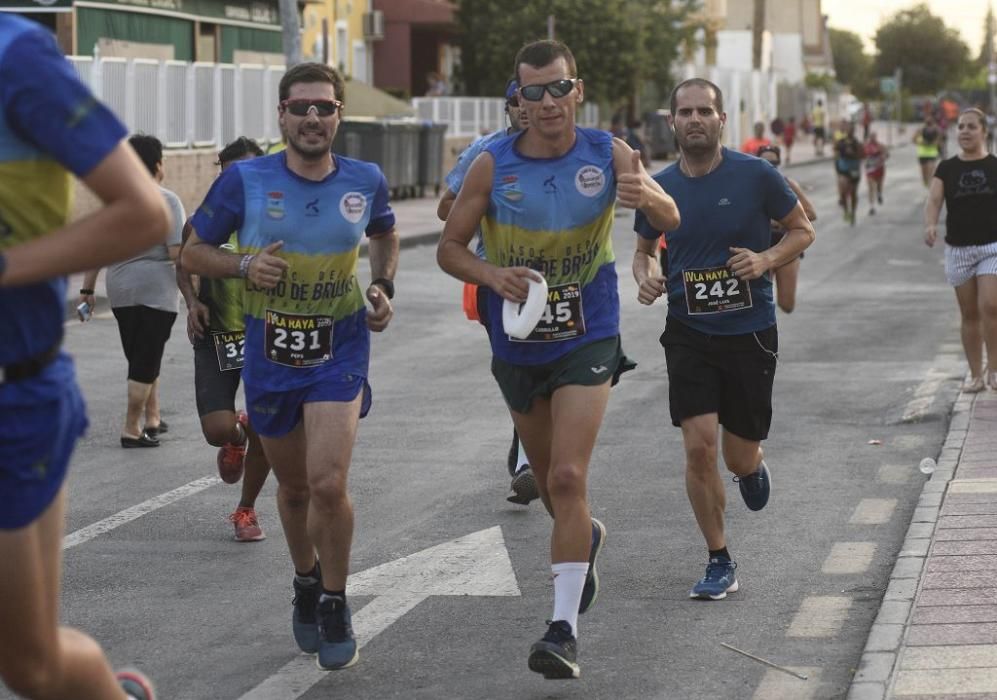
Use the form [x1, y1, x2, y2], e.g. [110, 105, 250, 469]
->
[4, 145, 969, 700]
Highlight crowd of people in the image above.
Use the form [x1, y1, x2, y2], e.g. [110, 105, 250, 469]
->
[3, 10, 997, 696]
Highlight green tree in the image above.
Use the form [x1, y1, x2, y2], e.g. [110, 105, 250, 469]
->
[453, 0, 697, 104]
[829, 28, 871, 92]
[873, 3, 970, 94]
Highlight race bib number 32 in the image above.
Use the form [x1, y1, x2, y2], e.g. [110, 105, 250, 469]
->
[212, 330, 245, 371]
[264, 309, 333, 368]
[683, 266, 752, 315]
[512, 281, 586, 343]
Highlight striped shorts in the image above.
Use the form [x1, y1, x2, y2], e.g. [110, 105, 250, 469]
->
[945, 242, 997, 287]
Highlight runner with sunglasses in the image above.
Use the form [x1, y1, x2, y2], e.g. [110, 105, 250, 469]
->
[756, 145, 817, 313]
[437, 78, 538, 506]
[439, 40, 679, 680]
[183, 62, 399, 671]
[176, 136, 273, 542]
[0, 14, 166, 700]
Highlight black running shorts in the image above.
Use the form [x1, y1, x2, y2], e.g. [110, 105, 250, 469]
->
[111, 305, 176, 384]
[193, 339, 243, 417]
[660, 318, 778, 441]
[491, 335, 635, 414]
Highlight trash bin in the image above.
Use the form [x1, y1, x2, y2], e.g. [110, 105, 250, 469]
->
[418, 122, 447, 197]
[384, 120, 421, 199]
[333, 118, 393, 180]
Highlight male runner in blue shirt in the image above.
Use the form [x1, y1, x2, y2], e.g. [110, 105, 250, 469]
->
[633, 78, 814, 601]
[0, 14, 168, 700]
[183, 62, 398, 671]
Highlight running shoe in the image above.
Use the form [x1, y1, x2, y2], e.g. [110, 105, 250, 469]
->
[528, 620, 579, 679]
[734, 461, 771, 511]
[316, 595, 359, 670]
[689, 557, 739, 600]
[228, 506, 266, 542]
[507, 466, 539, 505]
[878, 192, 883, 204]
[507, 431, 519, 477]
[216, 411, 249, 484]
[292, 572, 322, 654]
[869, 207, 875, 215]
[963, 376, 986, 393]
[116, 669, 156, 700]
[578, 517, 606, 614]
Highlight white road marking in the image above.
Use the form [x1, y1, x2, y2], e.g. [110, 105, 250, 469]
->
[877, 464, 910, 484]
[786, 596, 852, 638]
[237, 526, 520, 700]
[63, 476, 221, 550]
[751, 667, 820, 699]
[821, 542, 876, 575]
[849, 498, 897, 525]
[901, 365, 949, 422]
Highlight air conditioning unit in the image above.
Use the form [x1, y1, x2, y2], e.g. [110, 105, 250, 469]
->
[363, 11, 384, 40]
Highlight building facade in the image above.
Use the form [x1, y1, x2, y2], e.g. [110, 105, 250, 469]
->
[301, 0, 378, 84]
[372, 0, 456, 98]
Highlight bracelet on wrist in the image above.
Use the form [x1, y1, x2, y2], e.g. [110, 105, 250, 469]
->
[371, 277, 394, 300]
[79, 288, 94, 295]
[238, 254, 255, 279]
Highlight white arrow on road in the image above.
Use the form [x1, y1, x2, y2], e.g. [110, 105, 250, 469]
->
[237, 526, 520, 700]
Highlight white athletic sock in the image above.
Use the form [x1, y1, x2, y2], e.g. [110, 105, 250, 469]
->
[551, 562, 589, 636]
[515, 439, 530, 474]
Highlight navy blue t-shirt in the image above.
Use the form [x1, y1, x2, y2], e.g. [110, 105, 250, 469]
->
[634, 148, 797, 335]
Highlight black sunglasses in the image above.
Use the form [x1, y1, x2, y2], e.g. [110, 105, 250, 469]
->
[280, 99, 343, 117]
[519, 78, 578, 102]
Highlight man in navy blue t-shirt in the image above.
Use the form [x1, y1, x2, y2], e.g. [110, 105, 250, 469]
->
[633, 78, 815, 601]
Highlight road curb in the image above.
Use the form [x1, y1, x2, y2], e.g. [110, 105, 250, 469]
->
[845, 390, 974, 700]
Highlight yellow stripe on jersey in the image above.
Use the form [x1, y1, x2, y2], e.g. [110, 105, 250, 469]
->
[0, 159, 72, 248]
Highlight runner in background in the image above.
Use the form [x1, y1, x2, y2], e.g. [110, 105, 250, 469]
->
[864, 131, 889, 216]
[176, 136, 272, 542]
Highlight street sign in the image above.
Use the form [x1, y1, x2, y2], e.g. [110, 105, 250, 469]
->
[880, 77, 897, 95]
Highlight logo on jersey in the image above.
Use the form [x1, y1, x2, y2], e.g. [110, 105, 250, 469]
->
[543, 175, 558, 194]
[339, 192, 367, 223]
[498, 183, 524, 202]
[305, 198, 320, 216]
[718, 198, 731, 206]
[575, 166, 606, 197]
[267, 191, 285, 220]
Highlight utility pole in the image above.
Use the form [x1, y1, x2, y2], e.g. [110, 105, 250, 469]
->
[547, 14, 555, 40]
[278, 0, 302, 67]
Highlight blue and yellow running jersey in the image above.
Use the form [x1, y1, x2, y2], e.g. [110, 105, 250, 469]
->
[480, 127, 619, 365]
[0, 15, 126, 388]
[190, 152, 395, 392]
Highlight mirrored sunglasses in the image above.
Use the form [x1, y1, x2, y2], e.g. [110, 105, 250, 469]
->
[519, 78, 578, 102]
[280, 99, 343, 117]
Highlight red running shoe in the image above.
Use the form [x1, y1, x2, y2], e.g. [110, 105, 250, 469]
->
[228, 506, 266, 542]
[216, 411, 248, 484]
[116, 668, 155, 700]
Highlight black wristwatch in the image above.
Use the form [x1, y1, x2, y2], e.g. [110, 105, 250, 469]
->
[371, 277, 394, 300]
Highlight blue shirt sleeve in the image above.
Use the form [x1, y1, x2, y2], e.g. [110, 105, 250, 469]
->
[0, 27, 126, 177]
[634, 173, 668, 239]
[190, 165, 246, 245]
[366, 167, 395, 236]
[761, 163, 798, 221]
[445, 135, 488, 194]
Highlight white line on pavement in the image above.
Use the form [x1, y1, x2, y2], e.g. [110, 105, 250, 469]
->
[63, 476, 222, 550]
[821, 542, 876, 575]
[786, 596, 852, 638]
[849, 498, 897, 525]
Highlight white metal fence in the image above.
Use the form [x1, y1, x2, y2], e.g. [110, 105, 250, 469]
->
[413, 97, 600, 138]
[68, 56, 286, 149]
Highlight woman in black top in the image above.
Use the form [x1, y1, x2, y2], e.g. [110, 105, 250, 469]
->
[924, 108, 997, 392]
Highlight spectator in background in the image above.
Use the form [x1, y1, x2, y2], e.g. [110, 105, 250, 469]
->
[770, 116, 785, 142]
[426, 71, 449, 96]
[782, 116, 797, 164]
[626, 120, 651, 168]
[740, 121, 770, 155]
[80, 134, 184, 448]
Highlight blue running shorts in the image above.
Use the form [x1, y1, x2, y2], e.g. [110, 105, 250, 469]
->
[245, 374, 372, 438]
[0, 379, 87, 529]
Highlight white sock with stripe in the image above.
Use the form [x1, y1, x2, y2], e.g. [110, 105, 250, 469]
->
[551, 562, 589, 636]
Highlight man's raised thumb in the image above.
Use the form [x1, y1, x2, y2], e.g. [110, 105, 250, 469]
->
[263, 240, 284, 255]
[631, 148, 643, 173]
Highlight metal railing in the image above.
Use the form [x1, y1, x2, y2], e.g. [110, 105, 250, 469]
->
[68, 56, 286, 148]
[412, 97, 601, 137]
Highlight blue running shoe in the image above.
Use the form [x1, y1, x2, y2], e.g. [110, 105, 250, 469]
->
[528, 620, 579, 679]
[734, 461, 771, 511]
[316, 595, 359, 670]
[690, 557, 739, 600]
[116, 669, 155, 700]
[578, 517, 606, 614]
[292, 575, 321, 654]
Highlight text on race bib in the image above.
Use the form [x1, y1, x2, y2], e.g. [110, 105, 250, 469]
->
[212, 330, 245, 371]
[264, 309, 333, 368]
[510, 281, 586, 343]
[682, 266, 753, 315]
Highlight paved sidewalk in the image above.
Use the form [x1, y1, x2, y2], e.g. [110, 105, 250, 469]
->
[850, 388, 997, 699]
